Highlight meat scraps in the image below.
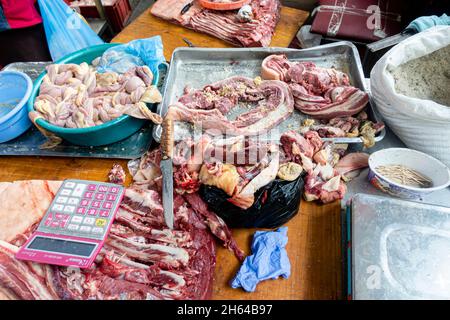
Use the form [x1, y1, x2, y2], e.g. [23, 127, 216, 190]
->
[150, 0, 281, 47]
[166, 76, 294, 135]
[279, 130, 348, 204]
[132, 135, 280, 210]
[0, 181, 243, 300]
[31, 63, 163, 129]
[299, 112, 385, 148]
[261, 54, 369, 120]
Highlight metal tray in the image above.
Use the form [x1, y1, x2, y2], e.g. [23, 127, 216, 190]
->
[0, 62, 168, 159]
[349, 194, 450, 300]
[153, 42, 386, 144]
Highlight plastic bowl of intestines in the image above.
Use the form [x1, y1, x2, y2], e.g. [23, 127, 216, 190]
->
[27, 43, 160, 146]
[368, 148, 450, 200]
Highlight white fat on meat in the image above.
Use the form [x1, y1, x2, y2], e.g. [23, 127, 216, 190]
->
[159, 270, 186, 290]
[244, 99, 293, 134]
[300, 153, 315, 172]
[106, 235, 190, 268]
[313, 163, 335, 181]
[0, 240, 58, 300]
[334, 152, 369, 176]
[231, 151, 280, 209]
[321, 175, 342, 192]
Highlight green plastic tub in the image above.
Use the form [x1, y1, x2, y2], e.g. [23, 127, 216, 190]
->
[27, 43, 160, 146]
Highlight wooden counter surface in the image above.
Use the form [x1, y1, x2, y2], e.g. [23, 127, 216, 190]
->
[0, 4, 343, 300]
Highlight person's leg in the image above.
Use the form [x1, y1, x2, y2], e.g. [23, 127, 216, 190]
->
[0, 23, 51, 67]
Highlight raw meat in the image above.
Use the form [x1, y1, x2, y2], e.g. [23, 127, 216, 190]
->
[183, 193, 244, 261]
[31, 64, 162, 129]
[261, 54, 369, 119]
[0, 241, 59, 300]
[0, 180, 62, 243]
[151, 0, 281, 47]
[334, 152, 369, 181]
[279, 130, 347, 203]
[170, 135, 281, 209]
[300, 112, 385, 148]
[167, 76, 294, 135]
[0, 180, 243, 300]
[108, 164, 126, 185]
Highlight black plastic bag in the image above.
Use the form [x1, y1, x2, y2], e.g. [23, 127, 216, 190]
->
[199, 176, 304, 228]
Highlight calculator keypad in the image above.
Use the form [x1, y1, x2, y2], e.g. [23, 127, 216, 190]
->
[38, 180, 124, 240]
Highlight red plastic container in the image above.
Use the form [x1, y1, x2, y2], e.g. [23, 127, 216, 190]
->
[66, 0, 132, 33]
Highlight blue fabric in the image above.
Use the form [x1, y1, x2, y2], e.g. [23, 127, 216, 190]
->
[96, 36, 165, 76]
[231, 227, 290, 292]
[406, 14, 450, 33]
[38, 0, 104, 61]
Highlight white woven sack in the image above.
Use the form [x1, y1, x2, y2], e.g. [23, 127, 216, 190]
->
[370, 26, 450, 166]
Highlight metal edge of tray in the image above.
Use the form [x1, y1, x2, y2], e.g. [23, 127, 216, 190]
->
[152, 43, 386, 145]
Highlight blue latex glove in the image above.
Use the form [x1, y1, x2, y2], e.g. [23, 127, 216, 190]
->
[96, 36, 165, 76]
[406, 14, 450, 33]
[231, 227, 290, 292]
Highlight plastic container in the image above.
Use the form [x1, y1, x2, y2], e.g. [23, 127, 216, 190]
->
[368, 148, 450, 200]
[27, 43, 160, 146]
[0, 71, 33, 143]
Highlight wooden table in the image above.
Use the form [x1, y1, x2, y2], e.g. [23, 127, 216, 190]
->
[0, 5, 343, 300]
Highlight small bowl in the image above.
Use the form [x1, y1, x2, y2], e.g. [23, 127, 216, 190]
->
[0, 71, 33, 143]
[368, 148, 450, 199]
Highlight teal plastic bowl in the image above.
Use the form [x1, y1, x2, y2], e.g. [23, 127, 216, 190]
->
[27, 43, 160, 146]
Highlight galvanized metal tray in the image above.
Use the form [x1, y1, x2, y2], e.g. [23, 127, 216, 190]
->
[349, 194, 450, 300]
[0, 62, 168, 159]
[153, 42, 386, 144]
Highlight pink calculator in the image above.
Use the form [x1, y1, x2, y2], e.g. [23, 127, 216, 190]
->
[16, 179, 125, 269]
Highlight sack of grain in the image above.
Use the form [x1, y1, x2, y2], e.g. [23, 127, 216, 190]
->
[370, 26, 450, 166]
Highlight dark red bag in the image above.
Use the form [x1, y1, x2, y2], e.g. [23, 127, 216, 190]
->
[311, 0, 404, 42]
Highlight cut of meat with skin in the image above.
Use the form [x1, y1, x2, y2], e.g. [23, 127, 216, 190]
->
[151, 0, 281, 47]
[169, 76, 294, 135]
[294, 86, 369, 120]
[0, 180, 62, 242]
[334, 152, 369, 177]
[167, 103, 243, 134]
[261, 54, 291, 81]
[150, 0, 202, 24]
[261, 54, 368, 120]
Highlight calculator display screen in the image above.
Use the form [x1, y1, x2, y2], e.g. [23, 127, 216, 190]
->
[28, 236, 96, 257]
